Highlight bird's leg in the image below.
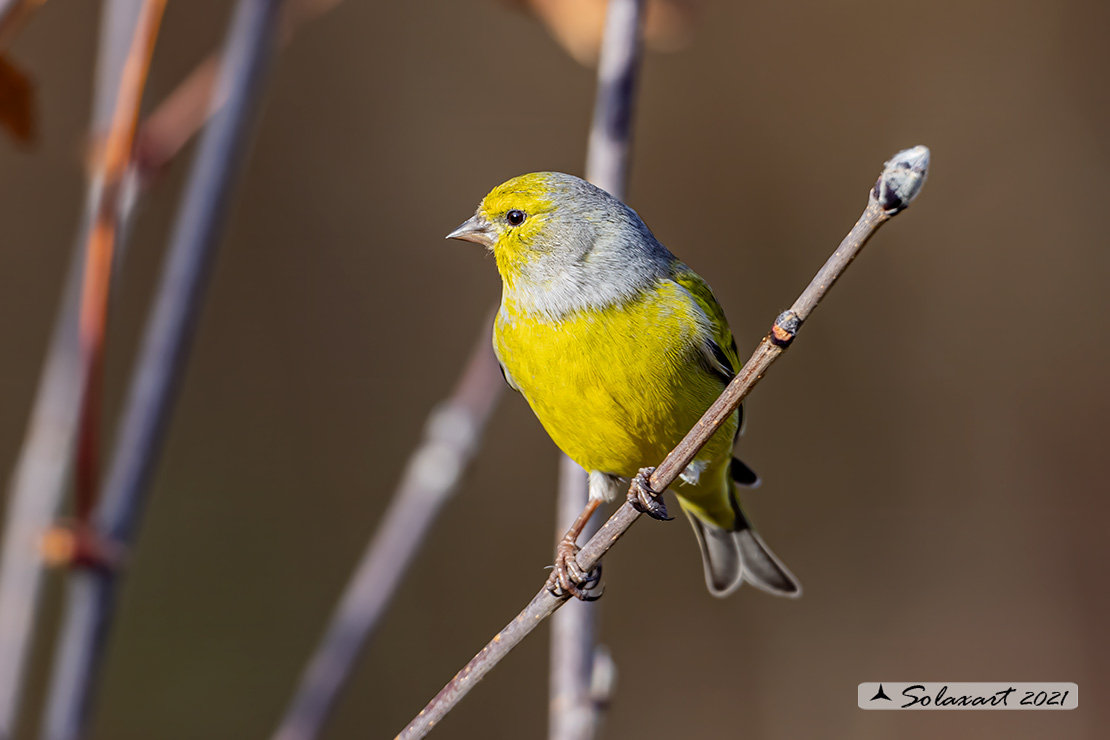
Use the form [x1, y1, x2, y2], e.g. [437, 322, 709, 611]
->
[547, 497, 604, 601]
[628, 467, 672, 521]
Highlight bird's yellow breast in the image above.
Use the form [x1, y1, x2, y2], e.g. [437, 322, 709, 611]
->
[493, 280, 737, 481]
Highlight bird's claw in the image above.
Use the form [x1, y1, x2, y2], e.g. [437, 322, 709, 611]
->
[546, 539, 603, 601]
[628, 467, 672, 520]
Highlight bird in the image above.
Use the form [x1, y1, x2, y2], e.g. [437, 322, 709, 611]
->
[448, 172, 800, 599]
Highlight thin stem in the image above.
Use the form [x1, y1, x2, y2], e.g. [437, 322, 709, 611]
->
[0, 1, 156, 733]
[551, 2, 643, 739]
[135, 0, 343, 181]
[549, 458, 601, 740]
[41, 2, 287, 738]
[270, 326, 504, 740]
[395, 146, 931, 740]
[584, 0, 644, 201]
[74, 0, 166, 523]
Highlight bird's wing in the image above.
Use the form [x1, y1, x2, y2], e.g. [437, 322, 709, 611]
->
[671, 264, 741, 385]
[730, 456, 760, 487]
[672, 263, 747, 438]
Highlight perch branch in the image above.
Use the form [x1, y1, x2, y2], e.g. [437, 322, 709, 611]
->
[41, 2, 287, 739]
[551, 1, 643, 739]
[395, 145, 930, 740]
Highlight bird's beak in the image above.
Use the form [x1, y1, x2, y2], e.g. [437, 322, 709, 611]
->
[446, 214, 495, 247]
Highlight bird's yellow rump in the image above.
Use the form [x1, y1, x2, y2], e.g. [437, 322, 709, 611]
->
[449, 172, 799, 598]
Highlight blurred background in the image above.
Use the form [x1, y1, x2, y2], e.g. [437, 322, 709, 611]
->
[1, 0, 1107, 738]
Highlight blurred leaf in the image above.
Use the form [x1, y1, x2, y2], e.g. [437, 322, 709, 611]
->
[0, 0, 46, 145]
[0, 52, 34, 144]
[502, 0, 704, 66]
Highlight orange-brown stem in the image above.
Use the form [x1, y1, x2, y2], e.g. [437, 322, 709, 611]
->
[72, 0, 166, 524]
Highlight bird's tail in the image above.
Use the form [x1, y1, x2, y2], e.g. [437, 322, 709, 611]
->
[681, 469, 801, 598]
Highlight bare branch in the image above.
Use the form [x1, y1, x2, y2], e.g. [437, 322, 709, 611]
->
[0, 1, 157, 733]
[41, 2, 288, 738]
[584, 0, 644, 201]
[270, 326, 504, 740]
[395, 145, 931, 740]
[549, 458, 599, 740]
[72, 0, 166, 551]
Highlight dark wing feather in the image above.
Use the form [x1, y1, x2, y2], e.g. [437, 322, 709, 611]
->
[730, 456, 760, 487]
[707, 339, 736, 386]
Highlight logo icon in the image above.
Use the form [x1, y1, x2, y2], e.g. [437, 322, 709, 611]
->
[870, 684, 892, 702]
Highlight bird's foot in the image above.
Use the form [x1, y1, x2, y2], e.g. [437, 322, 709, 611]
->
[628, 467, 672, 521]
[546, 538, 603, 601]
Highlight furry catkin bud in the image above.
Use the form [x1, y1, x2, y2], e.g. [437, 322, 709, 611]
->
[873, 145, 930, 214]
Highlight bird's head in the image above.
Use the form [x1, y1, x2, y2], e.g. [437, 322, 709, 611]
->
[448, 172, 672, 314]
[448, 173, 612, 285]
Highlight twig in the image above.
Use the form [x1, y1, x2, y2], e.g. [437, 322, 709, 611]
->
[270, 327, 504, 740]
[396, 145, 931, 740]
[551, 2, 643, 739]
[548, 457, 602, 740]
[40, 2, 287, 738]
[73, 0, 165, 546]
[0, 2, 154, 734]
[133, 55, 219, 181]
[584, 0, 643, 201]
[135, 0, 341, 182]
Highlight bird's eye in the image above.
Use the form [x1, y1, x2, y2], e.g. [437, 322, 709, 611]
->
[506, 209, 527, 226]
